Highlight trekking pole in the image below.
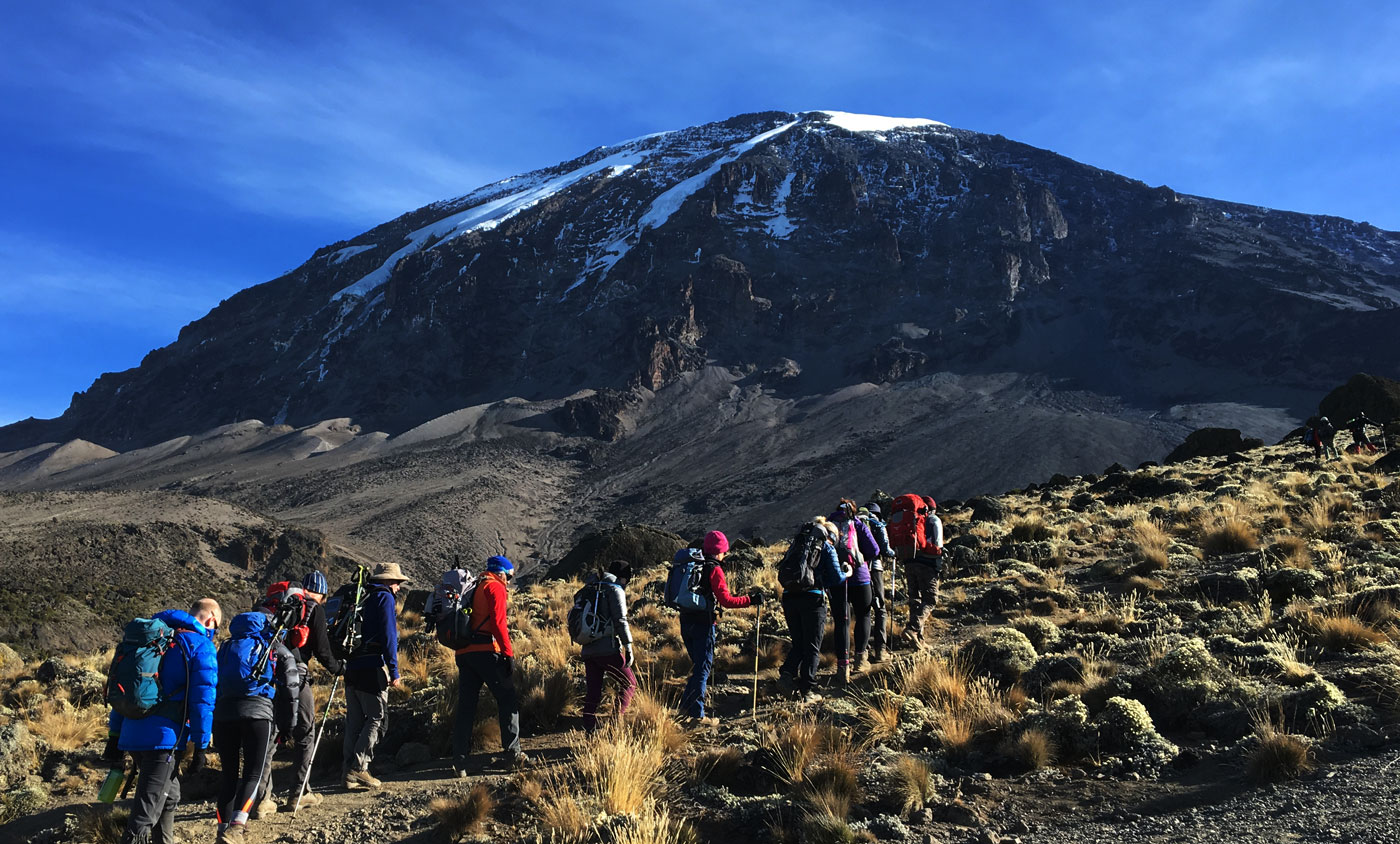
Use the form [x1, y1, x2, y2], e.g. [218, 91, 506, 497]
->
[751, 603, 762, 718]
[291, 674, 341, 813]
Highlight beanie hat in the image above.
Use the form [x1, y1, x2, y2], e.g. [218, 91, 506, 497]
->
[486, 555, 515, 574]
[864, 503, 881, 516]
[922, 496, 937, 512]
[703, 530, 729, 557]
[301, 571, 329, 594]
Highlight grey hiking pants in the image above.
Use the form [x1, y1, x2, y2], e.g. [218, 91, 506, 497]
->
[870, 567, 889, 654]
[256, 678, 317, 800]
[905, 558, 941, 640]
[343, 686, 387, 774]
[121, 750, 180, 844]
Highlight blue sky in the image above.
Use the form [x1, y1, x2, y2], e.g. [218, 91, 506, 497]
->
[2, 0, 1398, 427]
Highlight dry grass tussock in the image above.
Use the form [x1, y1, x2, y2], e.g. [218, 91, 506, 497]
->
[429, 784, 495, 842]
[1301, 610, 1389, 651]
[891, 755, 935, 812]
[692, 746, 743, 785]
[1269, 534, 1313, 569]
[797, 757, 861, 822]
[1248, 720, 1313, 782]
[1009, 515, 1055, 542]
[26, 699, 106, 751]
[1002, 727, 1056, 771]
[1200, 511, 1260, 556]
[626, 685, 688, 753]
[612, 801, 696, 844]
[762, 716, 851, 787]
[73, 807, 128, 844]
[856, 686, 903, 745]
[1127, 519, 1170, 570]
[573, 720, 670, 815]
[897, 655, 1016, 759]
[1296, 490, 1360, 538]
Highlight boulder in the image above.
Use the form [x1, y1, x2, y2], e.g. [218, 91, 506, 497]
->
[394, 741, 433, 767]
[551, 523, 686, 579]
[1262, 568, 1326, 602]
[0, 723, 35, 791]
[1195, 568, 1259, 603]
[1164, 428, 1265, 464]
[968, 497, 1009, 523]
[1319, 373, 1400, 425]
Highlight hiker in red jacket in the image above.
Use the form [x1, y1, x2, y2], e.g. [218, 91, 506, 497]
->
[452, 556, 527, 774]
[678, 531, 763, 720]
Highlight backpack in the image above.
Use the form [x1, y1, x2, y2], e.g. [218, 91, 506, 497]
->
[259, 582, 312, 649]
[567, 579, 616, 645]
[836, 519, 865, 569]
[325, 566, 369, 661]
[428, 568, 487, 650]
[1303, 428, 1319, 447]
[216, 612, 277, 700]
[887, 494, 928, 550]
[105, 617, 179, 720]
[664, 548, 713, 613]
[777, 523, 826, 593]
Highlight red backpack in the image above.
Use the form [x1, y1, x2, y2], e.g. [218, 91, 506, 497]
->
[887, 494, 928, 551]
[260, 582, 312, 649]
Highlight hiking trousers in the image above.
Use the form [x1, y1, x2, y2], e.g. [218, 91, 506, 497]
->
[453, 651, 522, 769]
[870, 568, 888, 654]
[255, 678, 317, 802]
[906, 559, 941, 640]
[213, 717, 274, 826]
[678, 614, 716, 718]
[827, 584, 850, 666]
[582, 651, 637, 732]
[121, 750, 181, 844]
[847, 582, 874, 661]
[343, 686, 387, 774]
[780, 590, 826, 693]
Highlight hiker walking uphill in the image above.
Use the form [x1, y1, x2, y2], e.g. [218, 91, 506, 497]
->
[106, 599, 220, 844]
[887, 494, 944, 648]
[255, 572, 343, 811]
[858, 503, 896, 664]
[1317, 416, 1341, 460]
[670, 530, 763, 721]
[572, 560, 637, 733]
[828, 500, 882, 681]
[213, 607, 289, 843]
[449, 555, 527, 774]
[1347, 412, 1379, 453]
[776, 520, 848, 702]
[342, 563, 408, 790]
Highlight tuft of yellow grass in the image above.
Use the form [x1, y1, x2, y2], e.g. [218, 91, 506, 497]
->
[574, 721, 669, 815]
[798, 758, 860, 822]
[1302, 610, 1388, 651]
[1248, 722, 1313, 782]
[1003, 728, 1055, 770]
[1200, 516, 1260, 556]
[1128, 519, 1170, 570]
[27, 700, 106, 751]
[429, 784, 495, 842]
[613, 801, 695, 844]
[891, 755, 935, 812]
[1009, 515, 1055, 542]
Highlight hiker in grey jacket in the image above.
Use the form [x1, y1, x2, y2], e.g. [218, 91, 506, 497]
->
[581, 560, 637, 732]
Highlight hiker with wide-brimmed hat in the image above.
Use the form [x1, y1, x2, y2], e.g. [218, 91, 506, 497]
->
[341, 563, 408, 791]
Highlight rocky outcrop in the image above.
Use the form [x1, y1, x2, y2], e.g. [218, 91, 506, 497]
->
[551, 523, 686, 579]
[1320, 373, 1400, 423]
[1165, 428, 1266, 464]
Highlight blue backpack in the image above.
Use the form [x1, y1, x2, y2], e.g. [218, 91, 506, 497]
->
[106, 617, 179, 720]
[217, 612, 277, 700]
[664, 548, 713, 613]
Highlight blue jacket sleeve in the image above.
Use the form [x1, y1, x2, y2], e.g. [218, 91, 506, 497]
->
[380, 591, 400, 681]
[818, 544, 846, 590]
[182, 633, 218, 750]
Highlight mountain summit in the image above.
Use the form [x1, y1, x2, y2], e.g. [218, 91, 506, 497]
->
[4, 110, 1398, 451]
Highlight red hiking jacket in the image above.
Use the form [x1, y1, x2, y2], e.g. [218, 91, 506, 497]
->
[459, 572, 514, 657]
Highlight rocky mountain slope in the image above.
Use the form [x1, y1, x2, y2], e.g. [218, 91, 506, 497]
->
[4, 110, 1398, 453]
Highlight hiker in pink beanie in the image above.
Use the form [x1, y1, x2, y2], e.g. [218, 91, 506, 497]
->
[677, 530, 764, 721]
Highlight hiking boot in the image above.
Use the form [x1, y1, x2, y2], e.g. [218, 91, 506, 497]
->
[837, 664, 851, 686]
[454, 768, 470, 780]
[224, 824, 247, 844]
[869, 648, 884, 665]
[251, 797, 278, 819]
[344, 769, 382, 790]
[294, 790, 323, 809]
[800, 691, 823, 704]
[852, 652, 867, 673]
[503, 751, 532, 769]
[776, 673, 795, 695]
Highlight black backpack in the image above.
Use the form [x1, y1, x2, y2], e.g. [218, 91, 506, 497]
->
[325, 566, 369, 661]
[777, 523, 827, 593]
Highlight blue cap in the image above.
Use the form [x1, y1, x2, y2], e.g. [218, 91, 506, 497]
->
[486, 555, 515, 574]
[302, 571, 329, 594]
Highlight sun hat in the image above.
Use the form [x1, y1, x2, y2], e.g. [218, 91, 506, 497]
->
[369, 562, 410, 583]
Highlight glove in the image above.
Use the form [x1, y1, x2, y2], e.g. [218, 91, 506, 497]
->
[501, 655, 514, 677]
[185, 749, 207, 778]
[625, 646, 635, 668]
[839, 563, 854, 580]
[331, 661, 345, 677]
[872, 595, 884, 611]
[748, 589, 765, 606]
[102, 734, 122, 766]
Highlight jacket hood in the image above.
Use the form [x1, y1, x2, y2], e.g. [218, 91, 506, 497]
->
[155, 609, 212, 639]
[228, 611, 273, 639]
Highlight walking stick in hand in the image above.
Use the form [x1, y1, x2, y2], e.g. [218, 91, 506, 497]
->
[292, 674, 341, 813]
[750, 604, 761, 716]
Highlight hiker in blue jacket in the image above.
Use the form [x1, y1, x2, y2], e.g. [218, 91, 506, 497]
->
[107, 599, 221, 844]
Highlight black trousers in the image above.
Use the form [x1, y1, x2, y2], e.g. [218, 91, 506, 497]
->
[453, 651, 521, 768]
[256, 680, 317, 801]
[121, 750, 180, 844]
[780, 591, 827, 693]
[214, 718, 274, 825]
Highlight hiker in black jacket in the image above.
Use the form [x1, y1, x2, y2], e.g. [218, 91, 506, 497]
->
[1347, 412, 1378, 453]
[1318, 417, 1340, 460]
[254, 572, 343, 812]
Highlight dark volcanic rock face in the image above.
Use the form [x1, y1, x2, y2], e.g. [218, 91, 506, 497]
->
[4, 110, 1399, 451]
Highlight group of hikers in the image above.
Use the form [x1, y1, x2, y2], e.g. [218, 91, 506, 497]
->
[1303, 412, 1384, 459]
[101, 493, 947, 844]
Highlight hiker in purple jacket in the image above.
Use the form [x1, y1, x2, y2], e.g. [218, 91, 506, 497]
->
[829, 499, 882, 682]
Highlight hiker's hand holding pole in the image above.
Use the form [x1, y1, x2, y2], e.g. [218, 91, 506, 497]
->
[747, 589, 765, 606]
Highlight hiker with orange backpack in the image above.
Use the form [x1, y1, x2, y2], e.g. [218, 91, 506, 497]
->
[887, 494, 944, 648]
[106, 599, 220, 844]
